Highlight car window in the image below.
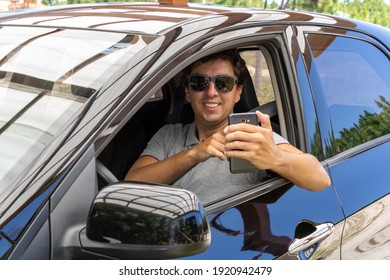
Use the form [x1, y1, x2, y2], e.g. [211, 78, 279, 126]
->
[240, 50, 275, 105]
[149, 88, 164, 100]
[306, 34, 390, 155]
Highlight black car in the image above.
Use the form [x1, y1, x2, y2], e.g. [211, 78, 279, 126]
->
[0, 1, 389, 260]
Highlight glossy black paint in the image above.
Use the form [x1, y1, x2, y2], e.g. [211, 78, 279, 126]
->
[330, 141, 390, 216]
[186, 183, 343, 260]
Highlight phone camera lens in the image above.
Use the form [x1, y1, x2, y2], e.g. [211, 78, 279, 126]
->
[240, 118, 246, 123]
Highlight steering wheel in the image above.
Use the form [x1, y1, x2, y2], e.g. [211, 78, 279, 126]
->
[96, 160, 119, 186]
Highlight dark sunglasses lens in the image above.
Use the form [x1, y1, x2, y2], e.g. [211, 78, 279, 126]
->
[215, 76, 235, 92]
[190, 75, 208, 91]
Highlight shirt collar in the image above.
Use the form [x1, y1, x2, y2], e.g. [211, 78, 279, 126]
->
[185, 122, 199, 147]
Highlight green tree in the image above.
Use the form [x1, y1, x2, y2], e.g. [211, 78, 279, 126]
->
[278, 0, 390, 27]
[342, 0, 390, 27]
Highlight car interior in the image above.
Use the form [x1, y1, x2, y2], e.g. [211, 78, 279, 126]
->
[96, 47, 282, 191]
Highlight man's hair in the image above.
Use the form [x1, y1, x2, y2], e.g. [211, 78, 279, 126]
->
[183, 49, 247, 86]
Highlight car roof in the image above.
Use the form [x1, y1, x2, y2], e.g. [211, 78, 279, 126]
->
[0, 2, 372, 36]
[0, 3, 236, 36]
[1, 2, 388, 49]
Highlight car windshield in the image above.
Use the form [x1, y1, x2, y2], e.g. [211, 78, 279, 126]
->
[0, 25, 148, 195]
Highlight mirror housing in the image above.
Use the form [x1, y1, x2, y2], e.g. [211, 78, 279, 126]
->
[79, 181, 210, 259]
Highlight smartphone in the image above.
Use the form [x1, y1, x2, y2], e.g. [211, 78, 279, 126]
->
[228, 112, 258, 173]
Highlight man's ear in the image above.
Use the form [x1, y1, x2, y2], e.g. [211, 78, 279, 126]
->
[234, 84, 243, 103]
[185, 87, 191, 102]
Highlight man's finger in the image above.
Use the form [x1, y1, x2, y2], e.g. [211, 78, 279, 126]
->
[256, 110, 272, 130]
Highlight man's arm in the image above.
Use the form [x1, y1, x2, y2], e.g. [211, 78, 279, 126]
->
[224, 111, 331, 191]
[125, 130, 226, 184]
[125, 151, 197, 184]
[266, 143, 330, 191]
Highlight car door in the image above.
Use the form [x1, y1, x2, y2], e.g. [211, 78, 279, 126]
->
[176, 25, 345, 260]
[299, 26, 390, 259]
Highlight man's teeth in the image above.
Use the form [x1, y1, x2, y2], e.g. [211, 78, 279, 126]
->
[205, 103, 219, 108]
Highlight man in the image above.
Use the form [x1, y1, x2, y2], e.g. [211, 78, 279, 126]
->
[125, 49, 330, 204]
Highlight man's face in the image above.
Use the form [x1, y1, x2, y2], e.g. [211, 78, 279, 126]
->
[186, 58, 242, 128]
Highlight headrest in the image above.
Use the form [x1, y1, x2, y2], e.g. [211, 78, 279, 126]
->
[234, 66, 259, 113]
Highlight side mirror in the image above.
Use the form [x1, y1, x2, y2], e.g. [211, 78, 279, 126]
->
[79, 182, 210, 259]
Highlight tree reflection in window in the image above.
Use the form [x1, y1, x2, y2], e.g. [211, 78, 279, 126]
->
[335, 96, 390, 152]
[320, 96, 390, 157]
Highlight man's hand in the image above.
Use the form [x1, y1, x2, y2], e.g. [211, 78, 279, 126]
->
[192, 130, 227, 162]
[224, 110, 330, 191]
[224, 111, 280, 170]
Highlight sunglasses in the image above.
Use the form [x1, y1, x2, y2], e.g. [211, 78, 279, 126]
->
[188, 74, 238, 93]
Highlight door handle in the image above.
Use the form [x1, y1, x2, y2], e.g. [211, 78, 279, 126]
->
[288, 219, 334, 260]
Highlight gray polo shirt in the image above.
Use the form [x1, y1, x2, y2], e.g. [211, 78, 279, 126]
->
[141, 122, 289, 204]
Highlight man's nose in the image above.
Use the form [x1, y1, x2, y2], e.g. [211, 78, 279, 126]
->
[204, 81, 218, 97]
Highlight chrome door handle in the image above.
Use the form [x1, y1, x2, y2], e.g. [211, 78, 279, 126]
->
[288, 220, 334, 260]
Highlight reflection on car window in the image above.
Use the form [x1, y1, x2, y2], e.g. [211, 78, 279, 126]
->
[307, 34, 390, 155]
[149, 88, 163, 100]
